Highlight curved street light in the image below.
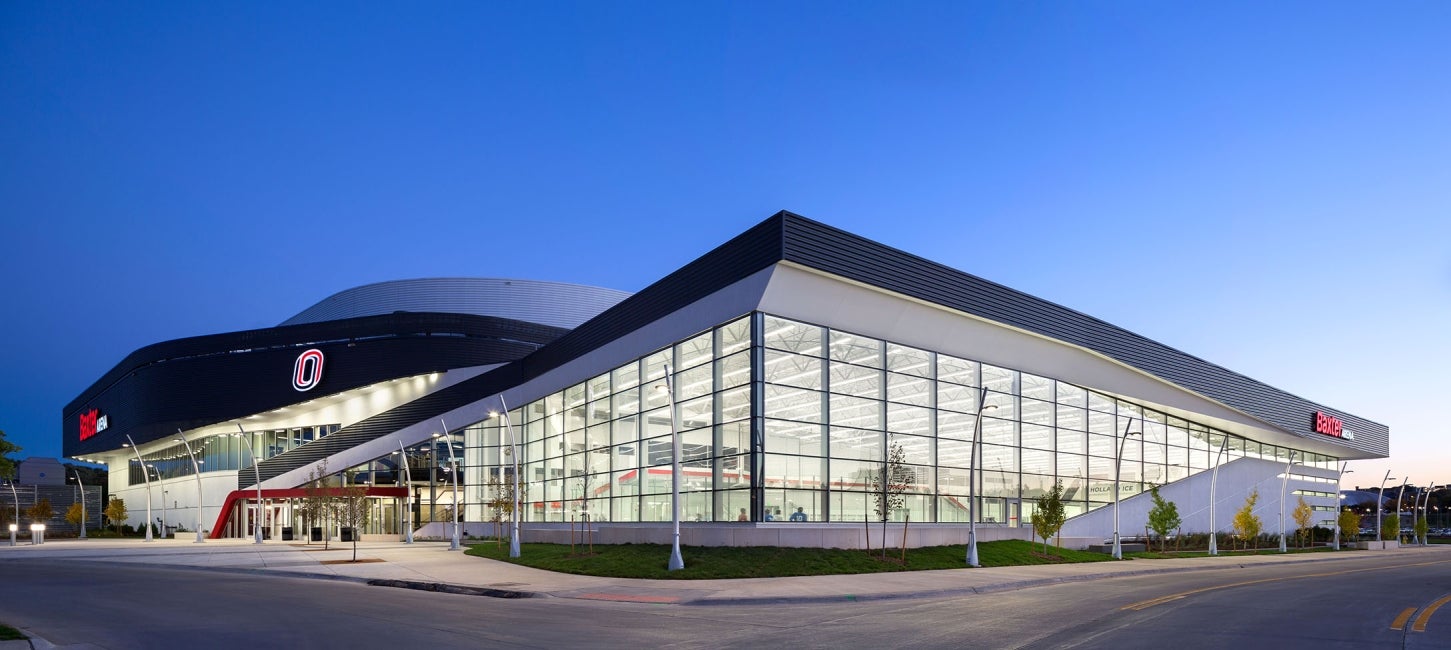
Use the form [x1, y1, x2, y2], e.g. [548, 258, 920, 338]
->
[1332, 463, 1352, 550]
[174, 429, 206, 543]
[1278, 451, 1298, 553]
[1207, 435, 1229, 556]
[122, 435, 154, 543]
[1112, 418, 1142, 560]
[433, 421, 462, 551]
[396, 440, 413, 544]
[966, 386, 999, 567]
[658, 363, 684, 571]
[232, 425, 264, 544]
[6, 478, 20, 546]
[489, 398, 522, 558]
[1375, 470, 1394, 549]
[68, 470, 87, 540]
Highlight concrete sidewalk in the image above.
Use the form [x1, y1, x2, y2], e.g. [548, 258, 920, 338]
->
[2, 537, 1446, 607]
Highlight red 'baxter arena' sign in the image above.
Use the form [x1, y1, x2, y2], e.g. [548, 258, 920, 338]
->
[1312, 411, 1343, 438]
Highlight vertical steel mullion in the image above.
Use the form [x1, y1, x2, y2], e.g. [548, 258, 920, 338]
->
[749, 312, 765, 522]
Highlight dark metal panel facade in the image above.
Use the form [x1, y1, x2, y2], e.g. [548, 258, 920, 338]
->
[280, 278, 631, 330]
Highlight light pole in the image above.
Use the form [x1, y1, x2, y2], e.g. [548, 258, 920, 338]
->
[69, 470, 88, 540]
[174, 429, 206, 543]
[1333, 463, 1352, 550]
[122, 435, 155, 542]
[6, 479, 19, 546]
[1416, 482, 1436, 546]
[966, 386, 998, 567]
[659, 363, 684, 571]
[1375, 470, 1393, 549]
[1396, 479, 1410, 544]
[435, 419, 461, 551]
[1207, 435, 1229, 556]
[1278, 451, 1298, 553]
[489, 398, 522, 558]
[397, 440, 413, 544]
[1112, 418, 1142, 560]
[152, 466, 168, 539]
[232, 425, 264, 544]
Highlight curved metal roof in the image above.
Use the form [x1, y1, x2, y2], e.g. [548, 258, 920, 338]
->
[280, 278, 631, 330]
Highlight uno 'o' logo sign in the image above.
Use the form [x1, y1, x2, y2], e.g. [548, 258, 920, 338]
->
[293, 349, 325, 392]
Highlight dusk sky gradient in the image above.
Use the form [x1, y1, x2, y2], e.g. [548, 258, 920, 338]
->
[2, 3, 1447, 488]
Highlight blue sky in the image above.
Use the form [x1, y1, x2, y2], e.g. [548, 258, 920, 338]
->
[2, 3, 1446, 487]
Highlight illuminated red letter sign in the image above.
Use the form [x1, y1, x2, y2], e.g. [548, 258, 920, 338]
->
[293, 348, 325, 392]
[1312, 411, 1343, 438]
[79, 408, 99, 441]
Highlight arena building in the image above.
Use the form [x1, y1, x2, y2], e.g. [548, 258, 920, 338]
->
[63, 212, 1387, 547]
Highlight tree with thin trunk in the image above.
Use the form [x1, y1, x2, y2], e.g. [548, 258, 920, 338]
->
[301, 461, 333, 549]
[870, 439, 910, 559]
[1146, 485, 1182, 552]
[336, 478, 371, 562]
[1337, 509, 1361, 545]
[0, 429, 21, 482]
[1380, 513, 1400, 542]
[65, 502, 85, 535]
[1031, 481, 1067, 556]
[1232, 489, 1261, 551]
[1292, 496, 1313, 548]
[103, 497, 126, 535]
[26, 498, 53, 536]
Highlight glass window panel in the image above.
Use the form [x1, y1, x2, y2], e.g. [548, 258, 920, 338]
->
[937, 438, 972, 468]
[981, 470, 1017, 499]
[982, 364, 1014, 393]
[676, 362, 714, 401]
[763, 454, 826, 491]
[981, 416, 1015, 446]
[1057, 405, 1086, 431]
[718, 454, 750, 488]
[587, 398, 610, 427]
[829, 329, 881, 367]
[612, 362, 639, 392]
[937, 382, 977, 414]
[829, 394, 880, 430]
[886, 343, 931, 377]
[984, 390, 1016, 420]
[829, 427, 882, 461]
[1088, 456, 1114, 480]
[886, 373, 931, 406]
[680, 426, 715, 463]
[587, 372, 611, 401]
[830, 361, 882, 398]
[676, 331, 714, 370]
[937, 410, 976, 441]
[642, 408, 672, 441]
[765, 385, 823, 423]
[1020, 373, 1052, 400]
[828, 458, 877, 494]
[1057, 453, 1086, 479]
[612, 387, 640, 418]
[980, 444, 1017, 472]
[1088, 433, 1116, 458]
[891, 434, 933, 466]
[1167, 423, 1188, 448]
[718, 386, 751, 424]
[678, 394, 714, 431]
[1022, 423, 1054, 450]
[1021, 398, 1053, 426]
[764, 350, 823, 389]
[1057, 427, 1085, 454]
[1022, 449, 1054, 476]
[1167, 445, 1188, 468]
[564, 383, 586, 409]
[718, 420, 749, 457]
[1056, 382, 1087, 407]
[765, 420, 823, 456]
[718, 316, 752, 357]
[1088, 409, 1116, 436]
[937, 354, 977, 386]
[716, 350, 751, 390]
[886, 402, 932, 436]
[1087, 391, 1116, 413]
[764, 316, 823, 357]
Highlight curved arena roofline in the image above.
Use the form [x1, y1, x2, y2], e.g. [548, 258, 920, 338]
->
[280, 277, 632, 330]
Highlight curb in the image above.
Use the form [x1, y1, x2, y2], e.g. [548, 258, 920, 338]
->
[365, 578, 543, 599]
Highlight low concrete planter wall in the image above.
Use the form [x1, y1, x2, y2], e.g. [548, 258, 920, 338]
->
[417, 521, 1036, 549]
[1355, 540, 1400, 550]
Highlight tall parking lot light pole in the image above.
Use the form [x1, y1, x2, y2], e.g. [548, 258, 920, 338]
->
[489, 399, 522, 558]
[436, 419, 461, 551]
[1415, 482, 1435, 546]
[1207, 435, 1229, 556]
[1333, 464, 1352, 550]
[122, 435, 154, 542]
[966, 386, 998, 567]
[658, 363, 684, 571]
[1112, 418, 1142, 560]
[69, 470, 88, 540]
[1278, 451, 1298, 553]
[6, 479, 20, 546]
[1375, 470, 1393, 548]
[233, 425, 265, 544]
[174, 429, 206, 543]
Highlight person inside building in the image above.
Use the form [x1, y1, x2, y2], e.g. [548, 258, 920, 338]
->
[789, 507, 807, 522]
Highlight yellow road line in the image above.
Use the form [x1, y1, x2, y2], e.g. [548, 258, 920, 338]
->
[1121, 559, 1451, 612]
[1412, 593, 1451, 633]
[1391, 607, 1417, 631]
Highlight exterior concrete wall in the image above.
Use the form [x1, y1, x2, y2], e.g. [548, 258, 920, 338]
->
[1060, 457, 1339, 541]
[413, 521, 1034, 549]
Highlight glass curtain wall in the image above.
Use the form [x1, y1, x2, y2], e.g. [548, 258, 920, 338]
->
[444, 312, 1337, 526]
[127, 424, 341, 485]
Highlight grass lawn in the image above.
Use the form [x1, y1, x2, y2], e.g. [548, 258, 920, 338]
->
[464, 538, 1115, 580]
[0, 624, 25, 641]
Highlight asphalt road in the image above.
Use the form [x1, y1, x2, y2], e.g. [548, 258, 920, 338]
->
[1, 553, 1448, 649]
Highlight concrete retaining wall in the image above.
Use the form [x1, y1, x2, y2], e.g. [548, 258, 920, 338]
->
[413, 521, 1035, 549]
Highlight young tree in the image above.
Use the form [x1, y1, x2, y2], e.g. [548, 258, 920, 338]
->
[1232, 489, 1262, 551]
[1414, 513, 1430, 545]
[870, 439, 911, 558]
[301, 461, 333, 549]
[1030, 481, 1068, 555]
[27, 498, 54, 531]
[1146, 485, 1182, 552]
[336, 481, 371, 562]
[1338, 509, 1361, 545]
[1292, 496, 1313, 548]
[0, 429, 21, 481]
[103, 497, 127, 535]
[1380, 513, 1400, 542]
[65, 502, 85, 534]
